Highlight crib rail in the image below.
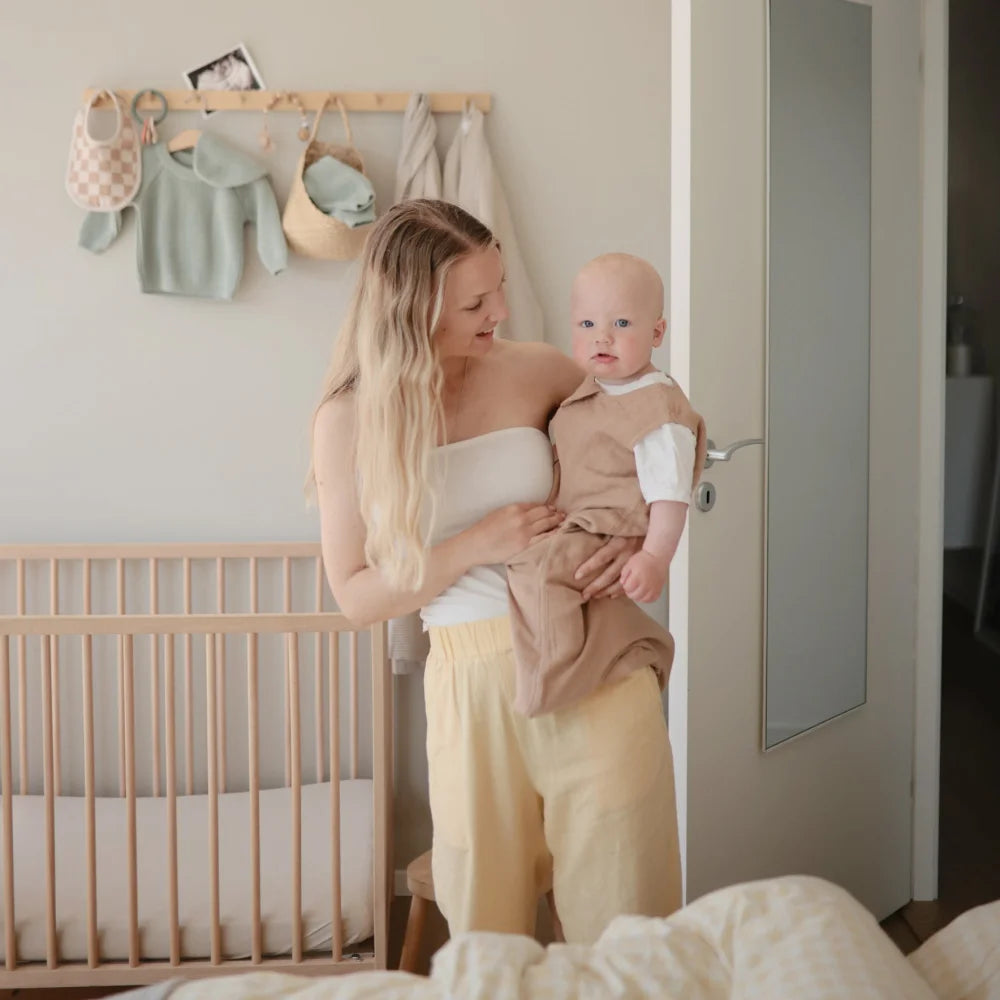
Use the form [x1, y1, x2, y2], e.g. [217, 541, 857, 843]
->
[0, 544, 340, 794]
[0, 610, 392, 984]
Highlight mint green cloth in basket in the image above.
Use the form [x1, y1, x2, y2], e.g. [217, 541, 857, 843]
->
[303, 155, 375, 228]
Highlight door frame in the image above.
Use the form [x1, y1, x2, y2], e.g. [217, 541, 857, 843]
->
[668, 0, 947, 905]
[912, 0, 947, 903]
[668, 0, 694, 900]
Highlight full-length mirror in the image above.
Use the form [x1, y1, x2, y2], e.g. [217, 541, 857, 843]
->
[765, 0, 872, 748]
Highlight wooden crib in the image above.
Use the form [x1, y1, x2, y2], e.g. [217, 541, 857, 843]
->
[0, 543, 392, 989]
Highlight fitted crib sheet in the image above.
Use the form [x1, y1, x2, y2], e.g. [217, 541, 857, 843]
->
[0, 780, 373, 963]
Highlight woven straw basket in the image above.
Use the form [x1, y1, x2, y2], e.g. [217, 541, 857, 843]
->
[282, 97, 374, 261]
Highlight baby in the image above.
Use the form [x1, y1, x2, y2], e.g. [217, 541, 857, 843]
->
[506, 253, 706, 716]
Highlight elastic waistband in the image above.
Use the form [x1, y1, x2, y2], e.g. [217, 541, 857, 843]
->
[426, 615, 513, 661]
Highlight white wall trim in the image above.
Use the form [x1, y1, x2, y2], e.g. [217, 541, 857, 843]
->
[912, 0, 948, 902]
[668, 0, 693, 906]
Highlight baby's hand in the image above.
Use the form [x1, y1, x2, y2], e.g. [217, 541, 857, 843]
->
[620, 550, 667, 604]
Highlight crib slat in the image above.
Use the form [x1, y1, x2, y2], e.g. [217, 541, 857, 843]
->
[17, 559, 27, 794]
[284, 558, 292, 788]
[117, 641, 126, 798]
[216, 639, 226, 791]
[329, 632, 342, 961]
[387, 648, 395, 921]
[117, 559, 126, 798]
[350, 632, 359, 780]
[184, 559, 193, 796]
[371, 622, 390, 972]
[165, 636, 180, 966]
[184, 634, 194, 796]
[83, 555, 94, 962]
[250, 552, 263, 940]
[315, 654, 323, 782]
[289, 633, 303, 963]
[50, 563, 61, 797]
[206, 634, 221, 965]
[41, 636, 57, 968]
[51, 641, 61, 797]
[124, 635, 139, 967]
[315, 559, 324, 782]
[1, 636, 17, 970]
[284, 664, 292, 788]
[248, 633, 262, 964]
[16, 638, 26, 794]
[217, 559, 227, 793]
[82, 635, 98, 968]
[150, 558, 161, 798]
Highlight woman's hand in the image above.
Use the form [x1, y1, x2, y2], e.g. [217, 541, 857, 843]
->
[470, 503, 565, 565]
[575, 535, 643, 601]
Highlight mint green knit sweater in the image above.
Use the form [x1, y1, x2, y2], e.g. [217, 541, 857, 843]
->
[79, 134, 287, 300]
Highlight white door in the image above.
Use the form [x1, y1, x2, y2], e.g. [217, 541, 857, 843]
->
[669, 0, 923, 919]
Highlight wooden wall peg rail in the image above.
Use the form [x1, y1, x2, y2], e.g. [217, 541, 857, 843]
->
[83, 89, 492, 114]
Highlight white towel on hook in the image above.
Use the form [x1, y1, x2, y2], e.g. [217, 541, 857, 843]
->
[394, 93, 442, 203]
[443, 103, 544, 343]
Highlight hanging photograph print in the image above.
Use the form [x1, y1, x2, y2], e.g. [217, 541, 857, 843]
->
[183, 44, 265, 116]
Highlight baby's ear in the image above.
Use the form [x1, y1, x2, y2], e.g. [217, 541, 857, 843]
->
[653, 317, 667, 345]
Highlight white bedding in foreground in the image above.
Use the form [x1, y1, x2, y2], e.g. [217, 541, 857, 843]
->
[0, 780, 373, 962]
[909, 896, 1000, 1000]
[157, 876, 1000, 1000]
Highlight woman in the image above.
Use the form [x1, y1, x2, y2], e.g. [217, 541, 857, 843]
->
[311, 200, 680, 945]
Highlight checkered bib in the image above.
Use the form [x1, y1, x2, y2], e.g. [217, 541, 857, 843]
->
[66, 90, 141, 212]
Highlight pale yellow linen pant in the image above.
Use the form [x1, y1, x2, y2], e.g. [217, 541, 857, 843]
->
[424, 615, 681, 945]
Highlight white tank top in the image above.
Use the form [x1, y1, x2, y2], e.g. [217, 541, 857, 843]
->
[420, 426, 554, 628]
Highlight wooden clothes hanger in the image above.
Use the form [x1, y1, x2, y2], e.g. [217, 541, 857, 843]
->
[167, 91, 207, 152]
[167, 127, 201, 152]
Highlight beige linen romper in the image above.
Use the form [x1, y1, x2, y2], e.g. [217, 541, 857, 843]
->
[506, 374, 707, 716]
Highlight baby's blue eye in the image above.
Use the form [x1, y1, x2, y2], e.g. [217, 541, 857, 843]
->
[614, 319, 631, 328]
[580, 320, 594, 328]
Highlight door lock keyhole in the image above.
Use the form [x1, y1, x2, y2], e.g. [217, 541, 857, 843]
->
[695, 482, 716, 512]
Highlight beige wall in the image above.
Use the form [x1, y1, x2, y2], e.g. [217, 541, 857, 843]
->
[949, 0, 1000, 376]
[0, 1, 669, 868]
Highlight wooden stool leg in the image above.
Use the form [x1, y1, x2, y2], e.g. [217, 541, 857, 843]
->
[399, 893, 430, 973]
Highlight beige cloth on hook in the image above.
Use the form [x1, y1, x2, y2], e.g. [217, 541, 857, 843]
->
[394, 93, 442, 202]
[443, 104, 544, 343]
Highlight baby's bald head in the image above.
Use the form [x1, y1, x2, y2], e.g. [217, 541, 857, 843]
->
[572, 253, 664, 318]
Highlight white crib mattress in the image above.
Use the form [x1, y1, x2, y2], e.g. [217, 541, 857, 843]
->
[0, 780, 373, 963]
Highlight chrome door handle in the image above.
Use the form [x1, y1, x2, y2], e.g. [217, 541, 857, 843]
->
[704, 438, 764, 469]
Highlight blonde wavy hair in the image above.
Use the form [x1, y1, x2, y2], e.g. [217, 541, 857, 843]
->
[308, 199, 497, 591]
